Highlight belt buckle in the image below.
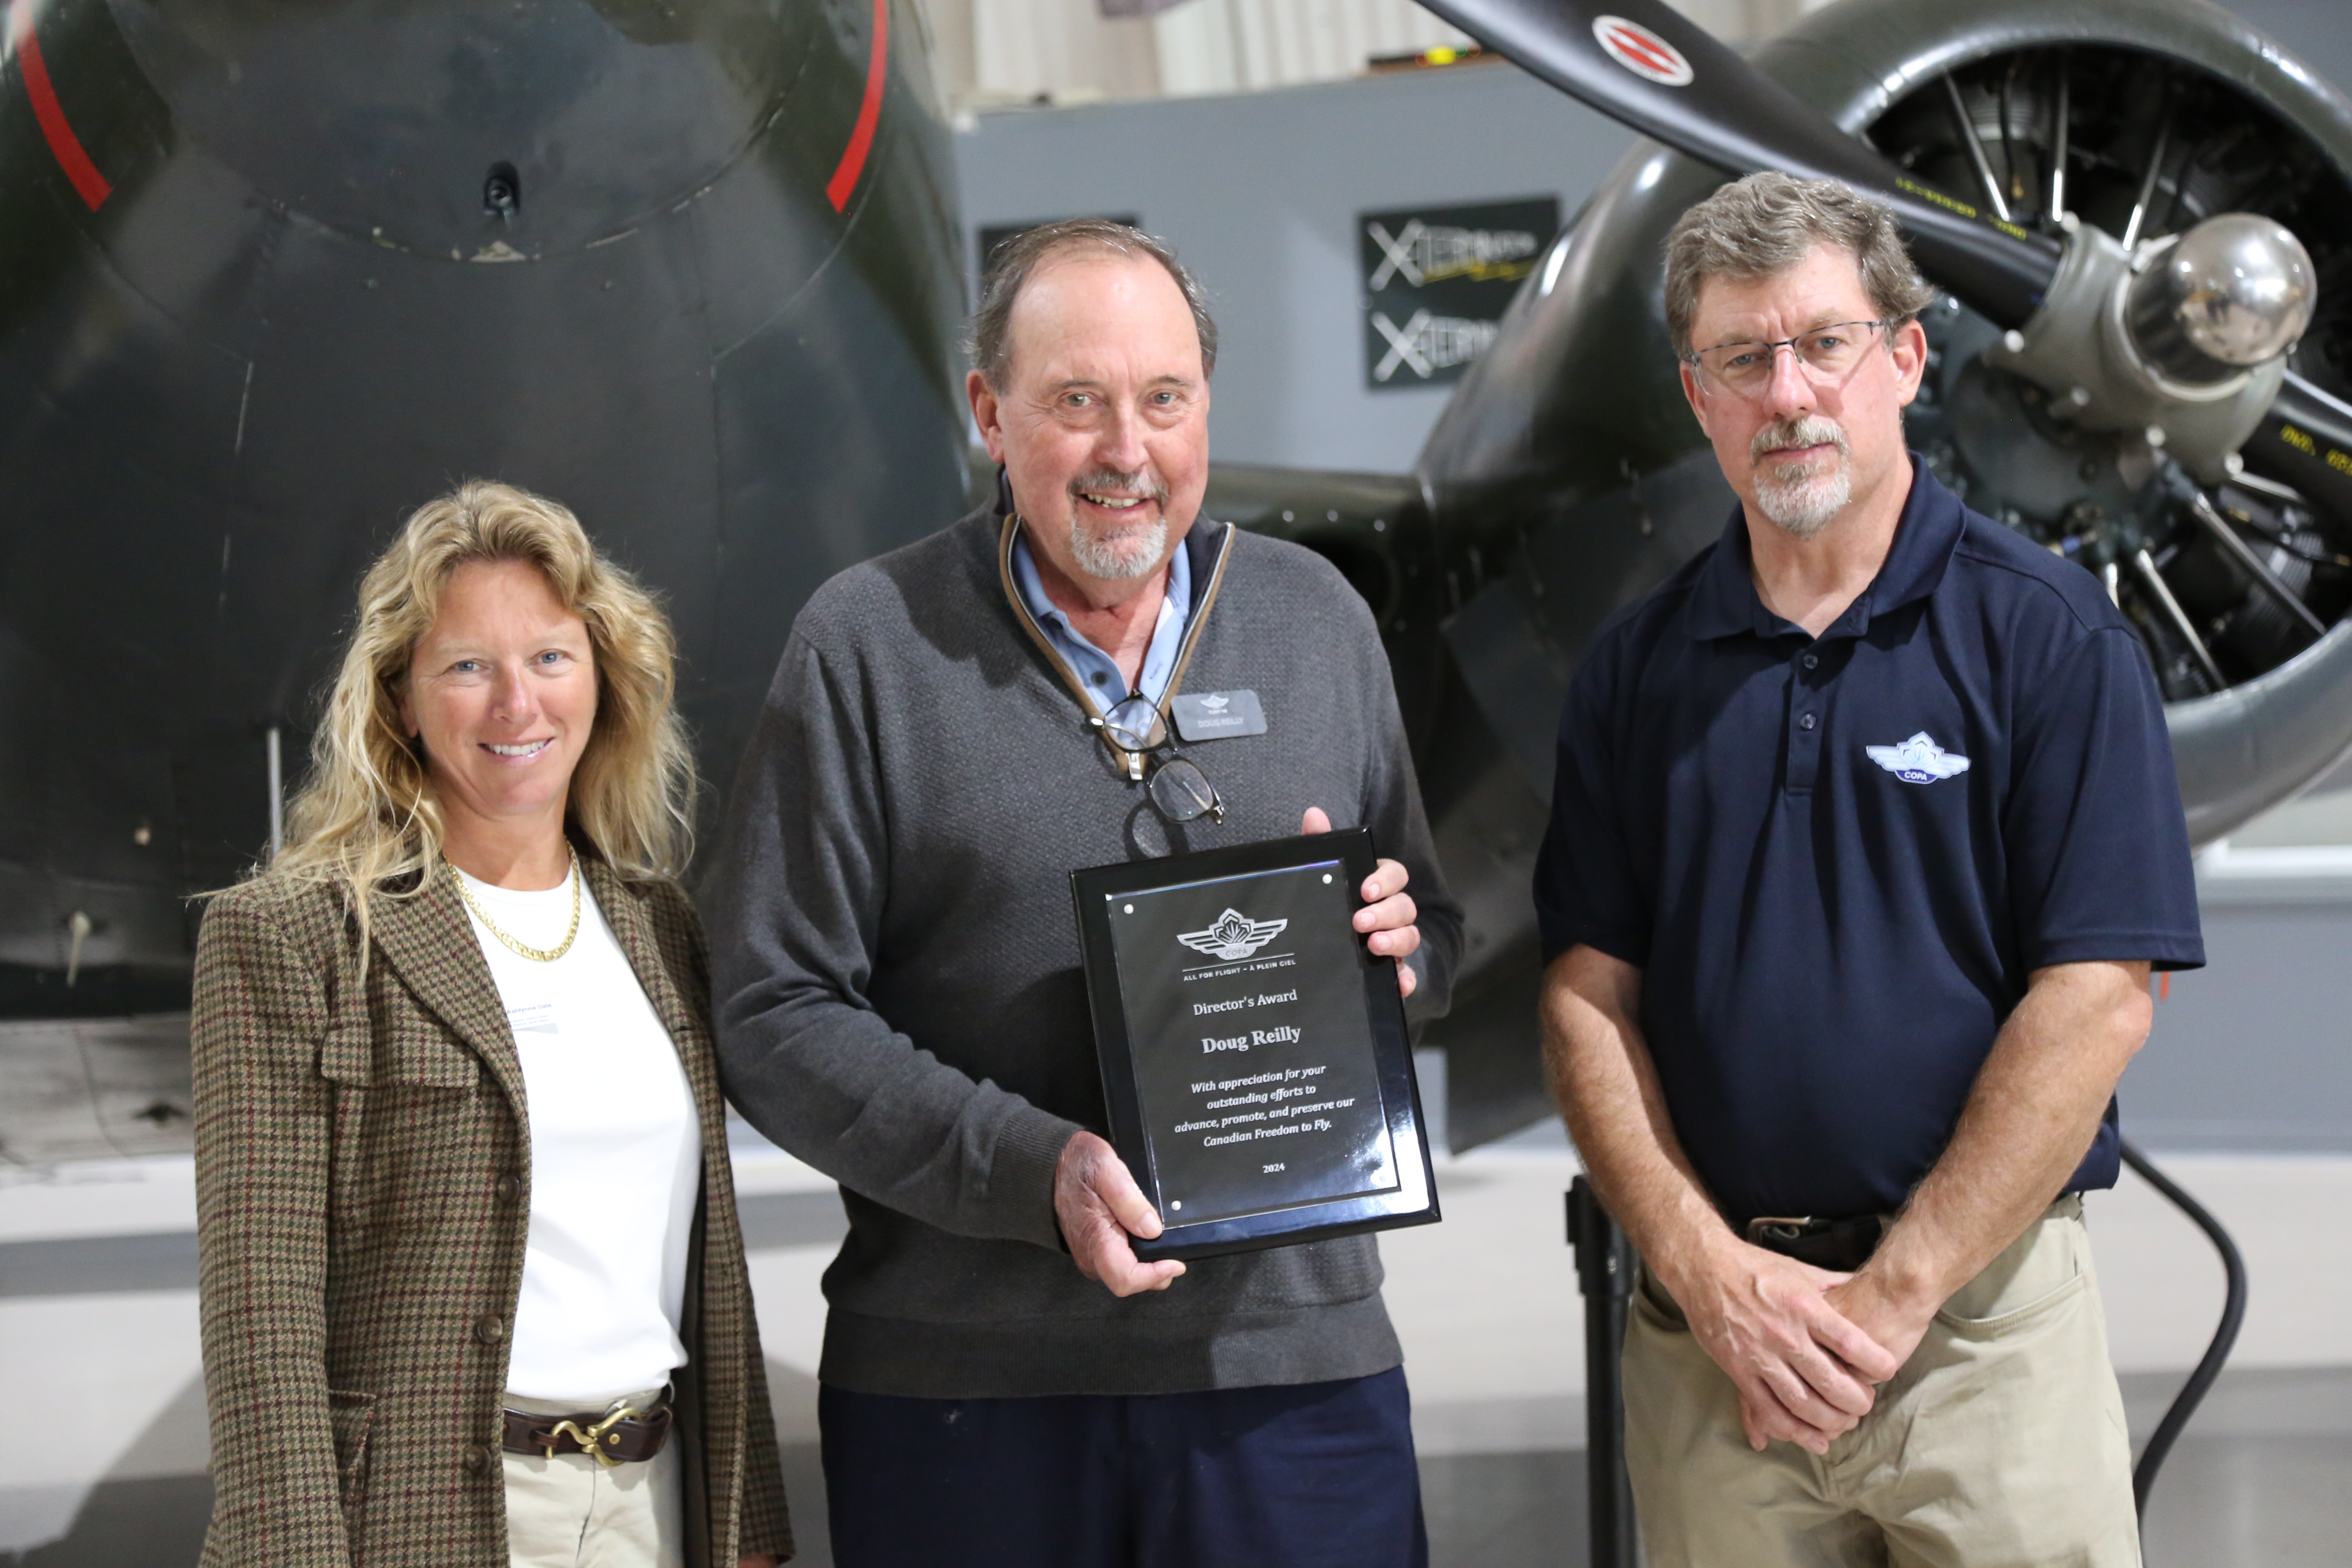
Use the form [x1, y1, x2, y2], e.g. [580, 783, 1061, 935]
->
[1746, 1215, 1820, 1247]
[543, 1403, 640, 1468]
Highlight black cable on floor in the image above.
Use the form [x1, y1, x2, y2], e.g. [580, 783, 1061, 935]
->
[2118, 1138, 2250, 1519]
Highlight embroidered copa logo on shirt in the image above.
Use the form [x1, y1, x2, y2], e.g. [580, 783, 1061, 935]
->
[1866, 732, 1972, 784]
[1178, 909, 1290, 962]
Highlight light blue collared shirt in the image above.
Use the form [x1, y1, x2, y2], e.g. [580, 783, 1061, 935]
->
[1011, 527, 1192, 707]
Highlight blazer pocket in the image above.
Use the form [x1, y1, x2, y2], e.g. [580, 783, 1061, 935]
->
[319, 1024, 479, 1090]
[327, 1388, 379, 1497]
[318, 1023, 487, 1236]
[381, 1028, 479, 1089]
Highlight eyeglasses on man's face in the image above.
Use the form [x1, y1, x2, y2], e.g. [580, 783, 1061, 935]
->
[1685, 321, 1890, 399]
[1101, 695, 1225, 824]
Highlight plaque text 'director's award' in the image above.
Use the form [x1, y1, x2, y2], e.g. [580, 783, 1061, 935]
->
[1071, 829, 1440, 1261]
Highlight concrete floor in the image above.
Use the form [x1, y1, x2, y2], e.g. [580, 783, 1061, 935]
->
[9, 1114, 2346, 1568]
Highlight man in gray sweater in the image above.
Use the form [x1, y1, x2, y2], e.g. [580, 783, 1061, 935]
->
[709, 220, 1461, 1566]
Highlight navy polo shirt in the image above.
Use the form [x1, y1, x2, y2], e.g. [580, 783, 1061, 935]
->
[1535, 460, 2203, 1224]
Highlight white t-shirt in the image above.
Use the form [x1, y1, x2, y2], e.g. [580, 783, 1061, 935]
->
[454, 865, 703, 1405]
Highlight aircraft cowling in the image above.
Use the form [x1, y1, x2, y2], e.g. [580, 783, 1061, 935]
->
[0, 0, 968, 1019]
[1413, 0, 2352, 1145]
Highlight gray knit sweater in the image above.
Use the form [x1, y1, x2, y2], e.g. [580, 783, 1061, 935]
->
[708, 500, 1462, 1399]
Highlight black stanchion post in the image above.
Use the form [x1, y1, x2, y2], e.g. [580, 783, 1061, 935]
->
[1566, 1176, 1637, 1568]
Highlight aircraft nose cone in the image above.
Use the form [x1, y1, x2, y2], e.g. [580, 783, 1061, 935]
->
[2163, 213, 2317, 367]
[111, 0, 811, 257]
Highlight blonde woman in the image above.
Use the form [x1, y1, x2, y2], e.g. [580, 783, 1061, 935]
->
[191, 482, 790, 1568]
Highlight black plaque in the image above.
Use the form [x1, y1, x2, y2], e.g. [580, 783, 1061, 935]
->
[1071, 829, 1440, 1260]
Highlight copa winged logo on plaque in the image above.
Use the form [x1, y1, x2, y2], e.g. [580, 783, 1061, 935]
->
[1178, 910, 1290, 962]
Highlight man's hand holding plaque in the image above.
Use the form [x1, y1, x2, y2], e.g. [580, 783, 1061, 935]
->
[1056, 1129, 1185, 1296]
[1304, 805, 1422, 1000]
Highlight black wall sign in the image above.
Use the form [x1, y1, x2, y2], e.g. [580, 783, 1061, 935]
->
[1359, 196, 1560, 390]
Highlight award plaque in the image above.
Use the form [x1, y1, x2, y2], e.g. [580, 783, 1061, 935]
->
[1070, 828, 1440, 1261]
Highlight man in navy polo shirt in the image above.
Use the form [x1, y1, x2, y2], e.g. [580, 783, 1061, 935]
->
[1536, 171, 2203, 1566]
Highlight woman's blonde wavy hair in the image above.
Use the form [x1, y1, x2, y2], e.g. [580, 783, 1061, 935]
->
[270, 481, 696, 937]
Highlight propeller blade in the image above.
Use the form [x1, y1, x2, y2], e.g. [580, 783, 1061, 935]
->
[1418, 0, 2059, 325]
[2242, 370, 2352, 525]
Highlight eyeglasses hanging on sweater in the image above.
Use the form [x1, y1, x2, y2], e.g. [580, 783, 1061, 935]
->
[1098, 695, 1225, 823]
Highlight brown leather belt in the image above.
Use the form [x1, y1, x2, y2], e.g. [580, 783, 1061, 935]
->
[501, 1396, 674, 1466]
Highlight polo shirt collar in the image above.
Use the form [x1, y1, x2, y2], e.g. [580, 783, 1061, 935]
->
[1010, 523, 1192, 705]
[1683, 455, 1967, 644]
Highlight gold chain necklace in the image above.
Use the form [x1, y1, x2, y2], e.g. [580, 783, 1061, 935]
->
[452, 848, 581, 963]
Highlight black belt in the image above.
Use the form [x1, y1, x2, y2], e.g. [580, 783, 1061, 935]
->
[501, 1393, 674, 1466]
[1744, 1213, 1887, 1273]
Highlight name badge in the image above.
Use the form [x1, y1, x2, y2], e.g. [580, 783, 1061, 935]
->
[1171, 690, 1267, 742]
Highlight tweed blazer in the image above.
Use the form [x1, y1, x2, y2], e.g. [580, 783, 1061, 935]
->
[190, 851, 792, 1568]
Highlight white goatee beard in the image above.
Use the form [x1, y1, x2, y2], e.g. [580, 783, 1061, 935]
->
[1066, 467, 1173, 579]
[1751, 415, 1853, 539]
[1069, 514, 1168, 579]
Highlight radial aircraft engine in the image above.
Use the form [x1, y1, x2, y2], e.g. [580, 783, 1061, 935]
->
[0, 0, 968, 1160]
[1287, 0, 2352, 1145]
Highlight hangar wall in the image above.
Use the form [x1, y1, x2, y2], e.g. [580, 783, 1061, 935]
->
[2134, 884, 2352, 1151]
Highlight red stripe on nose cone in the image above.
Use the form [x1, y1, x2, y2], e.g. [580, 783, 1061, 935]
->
[8, 0, 110, 210]
[825, 0, 888, 214]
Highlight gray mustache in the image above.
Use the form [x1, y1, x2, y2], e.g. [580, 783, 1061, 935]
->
[1069, 468, 1171, 507]
[1750, 416, 1849, 466]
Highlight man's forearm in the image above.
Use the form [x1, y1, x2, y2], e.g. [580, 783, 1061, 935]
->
[1862, 960, 2153, 1311]
[717, 987, 1080, 1249]
[1540, 947, 1736, 1290]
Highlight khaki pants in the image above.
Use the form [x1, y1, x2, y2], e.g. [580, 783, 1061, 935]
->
[1624, 1197, 2141, 1568]
[501, 1390, 684, 1568]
